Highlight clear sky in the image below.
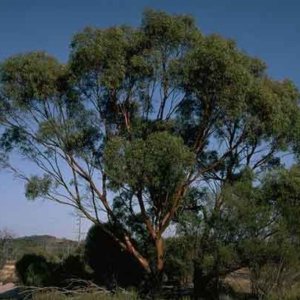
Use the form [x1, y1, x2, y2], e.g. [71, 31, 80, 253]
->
[0, 0, 299, 239]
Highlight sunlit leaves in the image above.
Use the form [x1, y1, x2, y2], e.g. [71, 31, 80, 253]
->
[25, 174, 52, 200]
[0, 52, 64, 107]
[142, 9, 200, 52]
[70, 27, 129, 89]
[104, 131, 194, 198]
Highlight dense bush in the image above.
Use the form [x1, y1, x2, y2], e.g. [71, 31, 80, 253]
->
[164, 236, 194, 285]
[54, 254, 90, 288]
[16, 253, 89, 287]
[16, 254, 53, 286]
[85, 225, 144, 289]
[60, 255, 87, 279]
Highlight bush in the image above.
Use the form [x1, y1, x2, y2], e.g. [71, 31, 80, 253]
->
[16, 253, 90, 288]
[60, 254, 87, 279]
[250, 261, 300, 300]
[16, 254, 54, 286]
[85, 225, 144, 289]
[53, 254, 90, 288]
[164, 236, 194, 285]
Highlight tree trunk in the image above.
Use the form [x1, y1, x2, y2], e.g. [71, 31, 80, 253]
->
[156, 236, 164, 273]
[141, 237, 165, 297]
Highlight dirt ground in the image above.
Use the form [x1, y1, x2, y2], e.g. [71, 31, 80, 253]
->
[0, 282, 15, 293]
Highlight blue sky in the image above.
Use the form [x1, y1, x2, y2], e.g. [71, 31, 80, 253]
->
[0, 0, 299, 239]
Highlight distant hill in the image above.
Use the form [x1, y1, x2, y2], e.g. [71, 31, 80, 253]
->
[4, 235, 81, 262]
[14, 234, 79, 243]
[16, 234, 59, 242]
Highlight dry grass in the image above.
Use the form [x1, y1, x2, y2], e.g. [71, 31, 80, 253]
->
[19, 280, 139, 300]
[223, 267, 251, 294]
[264, 283, 300, 300]
[31, 291, 139, 300]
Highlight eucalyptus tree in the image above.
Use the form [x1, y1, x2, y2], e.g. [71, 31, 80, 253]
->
[0, 9, 299, 281]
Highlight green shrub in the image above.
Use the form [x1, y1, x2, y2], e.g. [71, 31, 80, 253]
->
[85, 225, 144, 289]
[54, 254, 90, 287]
[16, 253, 90, 288]
[16, 254, 53, 286]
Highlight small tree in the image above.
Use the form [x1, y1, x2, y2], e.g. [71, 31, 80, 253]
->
[176, 166, 300, 297]
[1, 9, 300, 284]
[0, 229, 14, 268]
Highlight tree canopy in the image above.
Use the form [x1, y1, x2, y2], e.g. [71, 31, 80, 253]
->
[0, 9, 300, 284]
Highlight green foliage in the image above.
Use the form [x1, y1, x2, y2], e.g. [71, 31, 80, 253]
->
[0, 51, 63, 107]
[177, 166, 300, 297]
[104, 132, 194, 199]
[85, 225, 144, 289]
[25, 175, 53, 200]
[57, 254, 89, 284]
[70, 27, 129, 89]
[142, 9, 199, 49]
[16, 252, 89, 288]
[16, 254, 53, 286]
[164, 236, 195, 284]
[261, 166, 300, 236]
